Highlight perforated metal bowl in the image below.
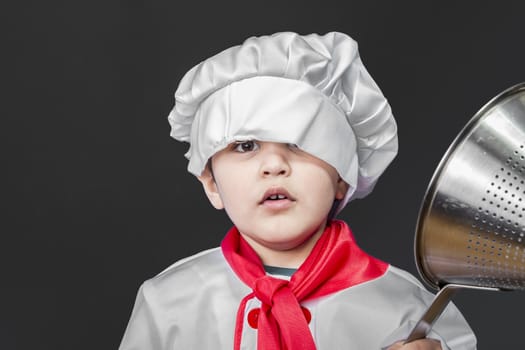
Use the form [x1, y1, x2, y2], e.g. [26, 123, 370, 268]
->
[405, 82, 525, 342]
[415, 82, 525, 291]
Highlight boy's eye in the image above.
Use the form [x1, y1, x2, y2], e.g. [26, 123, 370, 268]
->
[234, 140, 259, 153]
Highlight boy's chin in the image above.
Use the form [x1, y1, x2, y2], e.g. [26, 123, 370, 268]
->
[244, 227, 322, 251]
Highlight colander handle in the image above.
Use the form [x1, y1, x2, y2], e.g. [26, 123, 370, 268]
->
[404, 284, 499, 344]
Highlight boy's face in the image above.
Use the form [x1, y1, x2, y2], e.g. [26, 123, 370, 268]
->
[198, 141, 348, 256]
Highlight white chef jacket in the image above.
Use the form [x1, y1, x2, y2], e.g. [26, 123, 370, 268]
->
[119, 247, 476, 349]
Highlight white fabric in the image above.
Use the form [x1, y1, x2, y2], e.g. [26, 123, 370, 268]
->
[167, 32, 398, 212]
[119, 247, 476, 350]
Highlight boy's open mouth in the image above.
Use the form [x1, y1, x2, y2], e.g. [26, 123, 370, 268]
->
[260, 188, 295, 204]
[267, 194, 287, 200]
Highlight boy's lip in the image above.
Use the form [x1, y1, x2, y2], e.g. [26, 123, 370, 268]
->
[259, 187, 295, 204]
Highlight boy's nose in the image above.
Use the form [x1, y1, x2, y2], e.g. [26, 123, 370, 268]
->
[259, 143, 291, 177]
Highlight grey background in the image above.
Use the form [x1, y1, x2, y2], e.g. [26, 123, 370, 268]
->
[3, 1, 524, 349]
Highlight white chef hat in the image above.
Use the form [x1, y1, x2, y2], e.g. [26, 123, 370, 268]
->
[167, 31, 398, 213]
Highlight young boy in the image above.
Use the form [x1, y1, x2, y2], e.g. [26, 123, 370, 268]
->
[119, 32, 476, 349]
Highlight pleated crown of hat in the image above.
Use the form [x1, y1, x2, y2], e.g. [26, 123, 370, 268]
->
[168, 31, 398, 213]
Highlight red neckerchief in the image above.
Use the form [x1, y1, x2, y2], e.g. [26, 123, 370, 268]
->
[221, 219, 388, 350]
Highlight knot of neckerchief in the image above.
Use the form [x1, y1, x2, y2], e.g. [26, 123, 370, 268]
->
[221, 220, 389, 350]
[253, 276, 289, 305]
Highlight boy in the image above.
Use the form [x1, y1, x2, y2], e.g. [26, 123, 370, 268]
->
[119, 32, 476, 349]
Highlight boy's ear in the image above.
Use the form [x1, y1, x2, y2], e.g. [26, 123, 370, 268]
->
[197, 167, 224, 210]
[335, 177, 350, 200]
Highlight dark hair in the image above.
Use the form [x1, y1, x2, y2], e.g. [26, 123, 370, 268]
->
[327, 199, 341, 221]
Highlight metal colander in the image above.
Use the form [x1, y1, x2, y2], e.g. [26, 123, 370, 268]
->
[405, 82, 525, 342]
